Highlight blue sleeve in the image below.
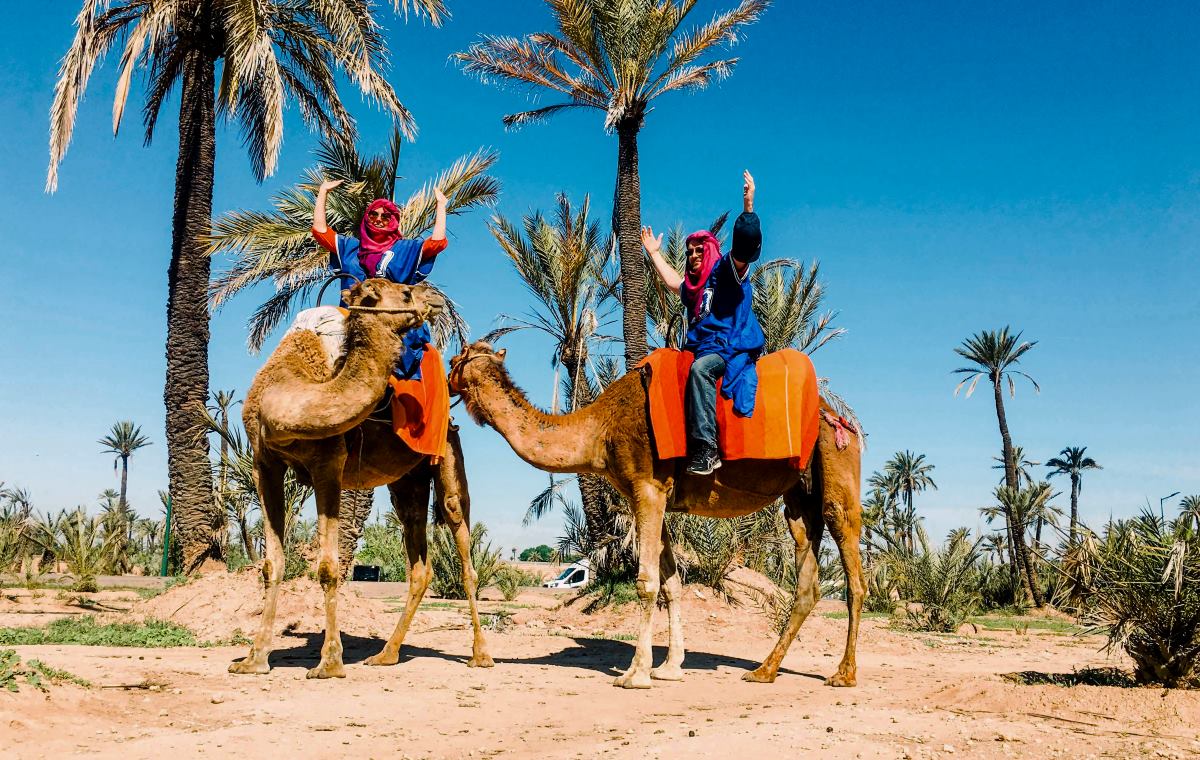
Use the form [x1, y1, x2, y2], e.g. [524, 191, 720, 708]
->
[382, 238, 428, 285]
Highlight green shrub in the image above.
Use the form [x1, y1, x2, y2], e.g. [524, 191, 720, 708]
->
[1074, 513, 1200, 688]
[0, 616, 198, 647]
[429, 523, 501, 600]
[879, 527, 985, 633]
[495, 567, 522, 601]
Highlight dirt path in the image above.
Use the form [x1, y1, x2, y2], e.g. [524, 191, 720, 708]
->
[3, 587, 1197, 759]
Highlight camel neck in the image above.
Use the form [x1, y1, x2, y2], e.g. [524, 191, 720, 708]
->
[467, 364, 598, 472]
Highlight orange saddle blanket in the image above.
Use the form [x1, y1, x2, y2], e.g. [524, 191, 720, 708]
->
[638, 348, 820, 468]
[386, 344, 450, 461]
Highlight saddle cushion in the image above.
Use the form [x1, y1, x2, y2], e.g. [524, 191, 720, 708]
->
[638, 348, 820, 468]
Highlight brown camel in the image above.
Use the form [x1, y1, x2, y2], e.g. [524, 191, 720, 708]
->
[230, 279, 493, 679]
[448, 341, 865, 689]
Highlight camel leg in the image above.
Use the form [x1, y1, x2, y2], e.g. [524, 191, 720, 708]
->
[821, 449, 865, 688]
[435, 429, 493, 668]
[743, 491, 823, 684]
[230, 455, 287, 675]
[366, 467, 433, 666]
[307, 453, 348, 679]
[649, 524, 685, 681]
[614, 482, 668, 689]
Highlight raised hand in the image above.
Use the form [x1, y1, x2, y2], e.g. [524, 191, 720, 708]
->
[434, 187, 448, 207]
[743, 170, 755, 213]
[319, 178, 344, 194]
[641, 226, 664, 254]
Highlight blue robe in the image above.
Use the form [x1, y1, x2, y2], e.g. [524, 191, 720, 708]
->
[328, 234, 435, 380]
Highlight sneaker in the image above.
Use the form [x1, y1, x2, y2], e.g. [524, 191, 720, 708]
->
[687, 445, 722, 475]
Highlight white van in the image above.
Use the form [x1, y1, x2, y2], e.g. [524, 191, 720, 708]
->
[543, 561, 589, 589]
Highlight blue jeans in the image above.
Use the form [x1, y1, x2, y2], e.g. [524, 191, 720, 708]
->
[686, 353, 726, 450]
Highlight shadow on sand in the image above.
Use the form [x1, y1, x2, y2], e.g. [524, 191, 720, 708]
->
[247, 631, 824, 682]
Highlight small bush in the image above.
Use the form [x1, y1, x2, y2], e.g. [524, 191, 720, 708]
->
[878, 527, 986, 633]
[429, 523, 501, 600]
[495, 567, 523, 601]
[0, 616, 197, 647]
[1, 649, 92, 693]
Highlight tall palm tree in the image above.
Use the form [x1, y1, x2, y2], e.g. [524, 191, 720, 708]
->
[953, 327, 1041, 605]
[49, 0, 446, 573]
[456, 0, 770, 368]
[98, 421, 152, 525]
[1045, 446, 1102, 545]
[993, 484, 1050, 607]
[487, 194, 616, 544]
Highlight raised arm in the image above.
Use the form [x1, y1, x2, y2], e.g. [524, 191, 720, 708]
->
[313, 178, 343, 234]
[431, 188, 448, 242]
[643, 226, 683, 292]
[731, 170, 761, 275]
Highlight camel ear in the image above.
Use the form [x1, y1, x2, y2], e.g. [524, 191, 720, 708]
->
[495, 348, 506, 361]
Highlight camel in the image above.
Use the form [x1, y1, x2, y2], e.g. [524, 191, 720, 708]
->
[230, 279, 493, 679]
[448, 341, 865, 689]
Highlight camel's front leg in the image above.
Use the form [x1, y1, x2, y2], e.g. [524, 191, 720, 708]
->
[436, 430, 493, 668]
[650, 524, 685, 681]
[614, 482, 668, 689]
[366, 471, 432, 666]
[307, 455, 347, 679]
[230, 456, 287, 675]
[822, 465, 865, 687]
[744, 492, 822, 684]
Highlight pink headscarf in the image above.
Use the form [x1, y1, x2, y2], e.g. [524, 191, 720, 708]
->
[681, 230, 722, 318]
[358, 198, 402, 274]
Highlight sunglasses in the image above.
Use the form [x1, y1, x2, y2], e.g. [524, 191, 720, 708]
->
[687, 246, 706, 256]
[367, 210, 394, 220]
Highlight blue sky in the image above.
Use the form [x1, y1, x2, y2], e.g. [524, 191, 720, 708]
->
[1, 1, 1197, 555]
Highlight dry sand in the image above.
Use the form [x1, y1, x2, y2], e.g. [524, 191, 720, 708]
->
[2, 573, 1197, 759]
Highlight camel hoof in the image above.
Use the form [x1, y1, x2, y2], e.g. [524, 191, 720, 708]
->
[467, 654, 495, 669]
[741, 667, 777, 684]
[613, 672, 653, 689]
[306, 661, 346, 679]
[365, 650, 399, 667]
[649, 665, 684, 681]
[228, 657, 270, 676]
[825, 672, 856, 687]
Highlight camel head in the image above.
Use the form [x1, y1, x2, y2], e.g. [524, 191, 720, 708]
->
[342, 279, 445, 333]
[448, 341, 508, 425]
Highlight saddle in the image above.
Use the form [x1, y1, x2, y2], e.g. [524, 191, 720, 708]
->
[637, 348, 821, 469]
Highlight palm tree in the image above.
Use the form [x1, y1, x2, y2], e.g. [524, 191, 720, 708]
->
[953, 327, 1041, 605]
[487, 194, 618, 545]
[49, 0, 445, 573]
[991, 445, 1040, 488]
[456, 0, 770, 368]
[876, 451, 936, 552]
[993, 484, 1052, 606]
[1045, 446, 1102, 546]
[98, 421, 152, 526]
[1181, 495, 1200, 533]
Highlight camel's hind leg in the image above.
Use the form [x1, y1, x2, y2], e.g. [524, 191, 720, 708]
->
[306, 446, 349, 679]
[818, 437, 866, 687]
[230, 454, 287, 675]
[743, 489, 823, 684]
[650, 524, 685, 681]
[366, 464, 434, 667]
[435, 428, 493, 668]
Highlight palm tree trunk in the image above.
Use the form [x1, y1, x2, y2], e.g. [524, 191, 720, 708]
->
[905, 489, 914, 552]
[120, 454, 132, 545]
[615, 118, 648, 368]
[992, 376, 1042, 606]
[338, 488, 375, 580]
[240, 514, 259, 563]
[1069, 473, 1080, 545]
[168, 50, 221, 574]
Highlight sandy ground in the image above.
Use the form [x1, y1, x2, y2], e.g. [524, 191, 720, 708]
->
[2, 574, 1198, 759]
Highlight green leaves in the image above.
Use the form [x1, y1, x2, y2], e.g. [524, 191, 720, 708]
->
[953, 326, 1039, 398]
